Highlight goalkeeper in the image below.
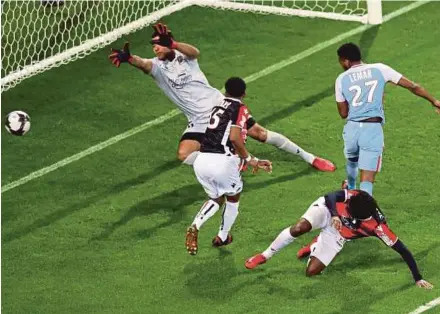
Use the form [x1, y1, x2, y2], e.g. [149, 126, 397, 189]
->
[109, 23, 335, 172]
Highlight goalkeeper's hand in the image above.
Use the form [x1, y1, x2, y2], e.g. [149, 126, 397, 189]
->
[150, 23, 177, 49]
[108, 42, 132, 68]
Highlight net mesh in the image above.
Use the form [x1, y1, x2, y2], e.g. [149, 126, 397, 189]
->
[1, 0, 371, 93]
[1, 0, 180, 92]
[220, 1, 367, 15]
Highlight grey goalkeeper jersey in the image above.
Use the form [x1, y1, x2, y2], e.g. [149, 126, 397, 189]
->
[150, 51, 224, 123]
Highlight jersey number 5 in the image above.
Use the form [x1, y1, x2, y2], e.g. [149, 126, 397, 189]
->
[349, 80, 378, 107]
[208, 108, 225, 129]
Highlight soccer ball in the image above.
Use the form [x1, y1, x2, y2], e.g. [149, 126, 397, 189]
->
[5, 111, 31, 136]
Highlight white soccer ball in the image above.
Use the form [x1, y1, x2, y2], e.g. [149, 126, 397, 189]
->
[5, 111, 31, 136]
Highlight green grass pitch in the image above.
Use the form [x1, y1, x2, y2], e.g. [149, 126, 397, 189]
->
[2, 2, 440, 313]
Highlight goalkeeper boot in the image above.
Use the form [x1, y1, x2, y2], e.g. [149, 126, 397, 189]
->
[212, 234, 233, 247]
[312, 157, 336, 172]
[245, 254, 267, 269]
[186, 225, 199, 256]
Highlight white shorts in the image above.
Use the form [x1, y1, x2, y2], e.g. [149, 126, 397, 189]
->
[193, 153, 243, 199]
[310, 226, 346, 266]
[302, 197, 346, 266]
[302, 197, 331, 230]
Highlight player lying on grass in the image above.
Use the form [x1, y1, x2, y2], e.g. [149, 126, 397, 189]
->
[108, 23, 335, 172]
[245, 190, 433, 289]
[334, 43, 440, 196]
[186, 77, 272, 255]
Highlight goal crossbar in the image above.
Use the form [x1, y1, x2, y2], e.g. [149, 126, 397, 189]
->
[197, 1, 369, 23]
[1, 0, 381, 93]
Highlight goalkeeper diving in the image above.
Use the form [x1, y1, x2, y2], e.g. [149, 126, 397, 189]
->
[108, 23, 335, 172]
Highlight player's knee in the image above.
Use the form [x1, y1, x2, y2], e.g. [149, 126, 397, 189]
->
[290, 219, 311, 237]
[256, 128, 268, 142]
[177, 149, 189, 161]
[348, 156, 359, 163]
[289, 225, 303, 237]
[305, 264, 321, 277]
[305, 268, 318, 277]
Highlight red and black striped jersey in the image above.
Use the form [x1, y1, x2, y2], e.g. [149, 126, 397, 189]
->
[201, 97, 252, 155]
[325, 190, 398, 246]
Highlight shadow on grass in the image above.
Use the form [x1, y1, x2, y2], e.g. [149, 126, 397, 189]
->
[2, 160, 180, 243]
[3, 25, 381, 244]
[91, 167, 315, 241]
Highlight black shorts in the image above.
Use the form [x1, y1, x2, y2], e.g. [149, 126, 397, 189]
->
[180, 132, 205, 143]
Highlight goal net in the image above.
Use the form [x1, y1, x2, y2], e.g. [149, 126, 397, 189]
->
[1, 0, 382, 93]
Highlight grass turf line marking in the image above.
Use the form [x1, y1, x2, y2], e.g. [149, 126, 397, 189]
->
[408, 297, 440, 314]
[1, 1, 430, 194]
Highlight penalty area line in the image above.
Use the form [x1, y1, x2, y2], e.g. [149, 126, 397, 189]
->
[1, 0, 430, 194]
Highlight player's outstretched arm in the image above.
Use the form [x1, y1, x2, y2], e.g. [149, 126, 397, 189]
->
[108, 42, 153, 74]
[150, 23, 199, 60]
[390, 239, 434, 289]
[397, 77, 440, 112]
[128, 55, 153, 74]
[229, 126, 272, 173]
[174, 42, 200, 60]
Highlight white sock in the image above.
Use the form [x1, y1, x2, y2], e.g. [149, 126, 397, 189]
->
[218, 201, 239, 241]
[192, 200, 220, 230]
[183, 151, 200, 166]
[265, 130, 315, 164]
[262, 227, 295, 259]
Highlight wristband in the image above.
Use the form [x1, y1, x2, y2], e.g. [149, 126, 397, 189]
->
[245, 155, 252, 162]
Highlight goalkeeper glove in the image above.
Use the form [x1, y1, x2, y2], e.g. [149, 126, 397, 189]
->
[108, 42, 132, 68]
[150, 23, 177, 49]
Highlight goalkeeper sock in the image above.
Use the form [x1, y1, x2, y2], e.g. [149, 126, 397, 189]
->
[182, 151, 200, 166]
[218, 201, 239, 241]
[262, 227, 295, 259]
[192, 200, 220, 230]
[265, 131, 315, 164]
[360, 181, 374, 196]
[346, 160, 358, 189]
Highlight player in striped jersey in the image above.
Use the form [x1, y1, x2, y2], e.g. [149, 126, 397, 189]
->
[245, 190, 433, 289]
[109, 23, 335, 172]
[186, 77, 272, 255]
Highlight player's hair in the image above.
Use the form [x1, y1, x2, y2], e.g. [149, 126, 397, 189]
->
[337, 43, 362, 62]
[225, 77, 246, 98]
[347, 190, 379, 220]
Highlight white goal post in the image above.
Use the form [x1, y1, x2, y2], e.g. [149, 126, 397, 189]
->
[1, 0, 382, 93]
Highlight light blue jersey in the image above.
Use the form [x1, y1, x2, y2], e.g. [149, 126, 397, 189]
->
[335, 63, 402, 123]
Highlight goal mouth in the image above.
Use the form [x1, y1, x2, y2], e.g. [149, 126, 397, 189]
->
[1, 0, 382, 93]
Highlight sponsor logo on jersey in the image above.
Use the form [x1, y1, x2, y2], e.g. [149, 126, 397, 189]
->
[168, 74, 193, 89]
[375, 225, 394, 246]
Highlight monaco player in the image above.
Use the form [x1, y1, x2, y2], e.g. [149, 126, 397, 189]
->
[245, 190, 433, 289]
[335, 43, 440, 196]
[186, 77, 272, 255]
[108, 23, 335, 172]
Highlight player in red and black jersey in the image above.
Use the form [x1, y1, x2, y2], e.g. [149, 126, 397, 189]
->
[245, 190, 433, 289]
[201, 96, 251, 155]
[186, 77, 272, 255]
